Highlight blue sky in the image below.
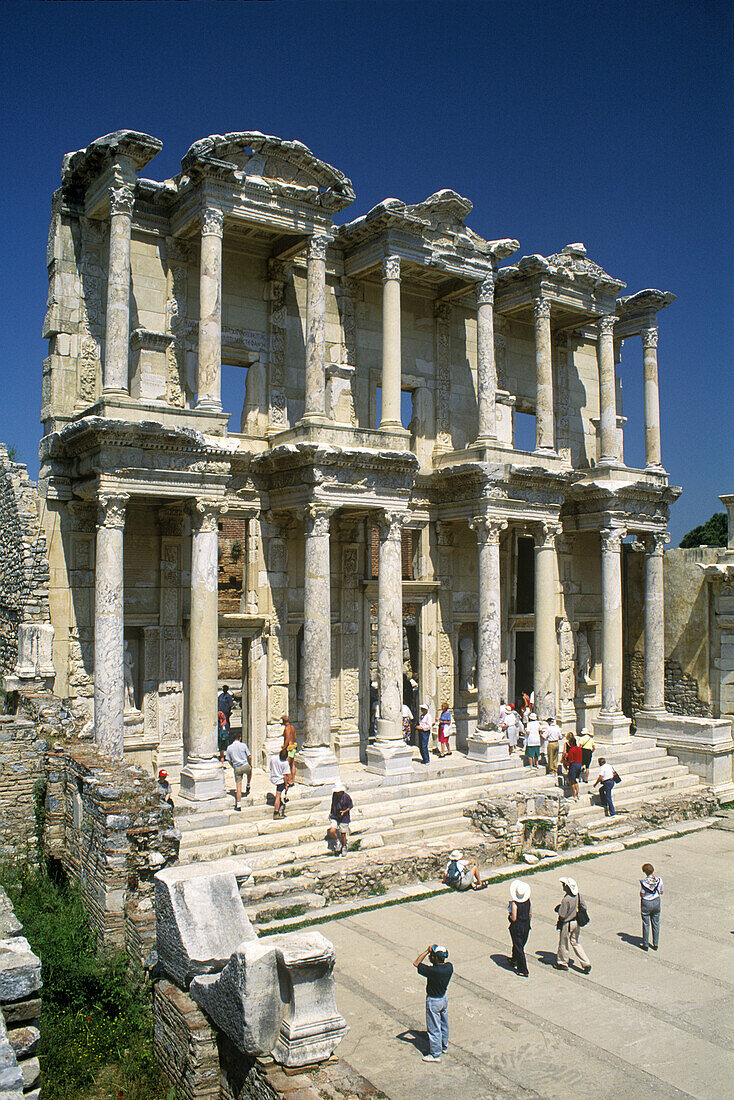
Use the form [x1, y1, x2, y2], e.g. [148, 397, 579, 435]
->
[1, 0, 731, 544]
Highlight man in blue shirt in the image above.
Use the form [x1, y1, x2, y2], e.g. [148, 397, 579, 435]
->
[413, 944, 453, 1062]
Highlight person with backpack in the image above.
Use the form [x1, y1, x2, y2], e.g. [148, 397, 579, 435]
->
[554, 877, 591, 973]
[593, 757, 620, 816]
[639, 862, 664, 951]
[413, 943, 453, 1062]
[442, 848, 484, 890]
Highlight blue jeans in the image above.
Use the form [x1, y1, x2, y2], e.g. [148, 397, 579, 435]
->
[425, 994, 448, 1056]
[641, 898, 661, 948]
[419, 731, 430, 764]
[601, 778, 616, 816]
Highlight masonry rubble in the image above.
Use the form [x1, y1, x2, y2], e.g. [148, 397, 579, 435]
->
[0, 888, 41, 1100]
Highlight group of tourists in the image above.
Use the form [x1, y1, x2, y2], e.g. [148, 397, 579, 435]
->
[400, 700, 454, 763]
[419, 861, 664, 1061]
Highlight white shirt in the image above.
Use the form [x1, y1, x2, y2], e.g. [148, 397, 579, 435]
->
[269, 754, 290, 785]
[226, 740, 250, 768]
[525, 719, 541, 746]
[544, 722, 560, 743]
[418, 711, 433, 731]
[598, 762, 615, 782]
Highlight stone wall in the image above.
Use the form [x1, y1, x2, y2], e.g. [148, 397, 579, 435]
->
[0, 886, 42, 1099]
[626, 653, 712, 721]
[0, 718, 47, 866]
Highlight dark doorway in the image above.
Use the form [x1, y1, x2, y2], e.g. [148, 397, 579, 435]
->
[515, 631, 534, 708]
[516, 536, 535, 614]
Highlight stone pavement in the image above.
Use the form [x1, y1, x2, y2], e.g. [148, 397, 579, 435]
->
[310, 823, 734, 1100]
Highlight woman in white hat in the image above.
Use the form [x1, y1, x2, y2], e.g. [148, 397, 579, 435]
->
[508, 880, 532, 976]
[554, 877, 591, 972]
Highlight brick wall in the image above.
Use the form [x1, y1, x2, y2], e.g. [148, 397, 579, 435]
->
[0, 716, 46, 864]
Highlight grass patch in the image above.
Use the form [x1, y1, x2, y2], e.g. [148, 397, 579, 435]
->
[0, 862, 166, 1100]
[282, 867, 303, 879]
[348, 839, 362, 852]
[265, 903, 308, 921]
[370, 883, 386, 897]
[718, 800, 734, 811]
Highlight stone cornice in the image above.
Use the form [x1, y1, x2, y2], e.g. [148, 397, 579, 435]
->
[40, 416, 236, 463]
[497, 242, 626, 297]
[62, 131, 162, 203]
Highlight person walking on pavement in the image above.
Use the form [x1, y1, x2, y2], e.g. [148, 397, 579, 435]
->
[639, 862, 663, 951]
[225, 730, 251, 810]
[280, 715, 297, 800]
[554, 877, 591, 973]
[327, 781, 353, 856]
[593, 757, 619, 816]
[413, 944, 453, 1062]
[268, 747, 290, 819]
[417, 703, 433, 765]
[544, 716, 561, 775]
[578, 727, 595, 782]
[508, 880, 532, 977]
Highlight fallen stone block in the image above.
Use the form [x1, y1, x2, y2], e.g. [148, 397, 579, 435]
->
[265, 932, 348, 1067]
[0, 890, 22, 940]
[7, 1026, 39, 1059]
[154, 867, 257, 989]
[0, 939, 42, 1003]
[189, 941, 282, 1056]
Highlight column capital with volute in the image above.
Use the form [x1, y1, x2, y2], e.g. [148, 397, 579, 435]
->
[534, 520, 563, 548]
[644, 529, 670, 557]
[641, 325, 659, 350]
[189, 499, 228, 532]
[470, 515, 507, 545]
[533, 296, 551, 322]
[383, 254, 401, 282]
[200, 206, 224, 237]
[599, 524, 626, 553]
[97, 492, 129, 529]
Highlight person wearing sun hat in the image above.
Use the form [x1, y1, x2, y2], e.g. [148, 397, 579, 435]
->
[507, 880, 532, 976]
[442, 848, 484, 890]
[417, 703, 433, 765]
[555, 877, 591, 972]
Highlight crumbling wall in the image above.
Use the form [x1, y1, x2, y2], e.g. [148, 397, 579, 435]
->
[0, 886, 42, 1098]
[626, 653, 712, 720]
[0, 716, 47, 866]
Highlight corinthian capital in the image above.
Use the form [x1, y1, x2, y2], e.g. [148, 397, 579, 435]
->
[535, 521, 563, 548]
[641, 326, 659, 350]
[645, 530, 670, 557]
[191, 499, 228, 532]
[470, 515, 508, 545]
[533, 297, 551, 323]
[597, 314, 616, 337]
[305, 503, 333, 538]
[201, 207, 224, 237]
[477, 274, 495, 306]
[109, 185, 134, 217]
[308, 234, 330, 263]
[382, 254, 401, 282]
[97, 492, 129, 530]
[600, 525, 625, 553]
[377, 509, 405, 541]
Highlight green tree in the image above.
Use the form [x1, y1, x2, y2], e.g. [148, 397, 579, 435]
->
[679, 512, 727, 548]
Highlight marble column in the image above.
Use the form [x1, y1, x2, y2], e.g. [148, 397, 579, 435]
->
[380, 256, 402, 430]
[303, 234, 329, 423]
[594, 524, 631, 741]
[597, 315, 620, 464]
[297, 504, 340, 784]
[103, 184, 134, 394]
[94, 492, 129, 758]
[642, 326, 663, 468]
[476, 274, 498, 442]
[179, 501, 226, 804]
[471, 515, 507, 732]
[642, 531, 669, 713]
[196, 207, 224, 411]
[533, 297, 555, 451]
[534, 522, 561, 721]
[366, 510, 414, 776]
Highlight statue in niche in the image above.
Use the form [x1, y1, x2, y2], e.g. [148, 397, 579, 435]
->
[240, 359, 266, 433]
[124, 641, 139, 713]
[459, 634, 476, 693]
[575, 629, 593, 687]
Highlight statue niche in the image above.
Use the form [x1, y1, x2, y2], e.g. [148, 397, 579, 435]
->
[458, 629, 477, 694]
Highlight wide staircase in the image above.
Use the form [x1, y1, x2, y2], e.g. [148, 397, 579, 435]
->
[173, 735, 705, 928]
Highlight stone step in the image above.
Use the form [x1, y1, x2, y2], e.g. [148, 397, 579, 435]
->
[239, 875, 317, 903]
[243, 892, 327, 925]
[568, 774, 703, 825]
[586, 822, 637, 841]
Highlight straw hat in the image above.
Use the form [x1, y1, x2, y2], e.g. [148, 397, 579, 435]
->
[449, 849, 463, 860]
[510, 879, 531, 903]
[559, 876, 578, 895]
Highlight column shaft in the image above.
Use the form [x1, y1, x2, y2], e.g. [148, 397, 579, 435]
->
[597, 315, 619, 462]
[304, 235, 329, 421]
[197, 208, 223, 410]
[476, 276, 497, 440]
[381, 256, 402, 429]
[302, 505, 332, 748]
[533, 298, 555, 450]
[472, 516, 507, 729]
[643, 532, 668, 711]
[187, 504, 222, 759]
[642, 327, 662, 467]
[600, 526, 625, 714]
[103, 187, 134, 394]
[94, 494, 128, 758]
[376, 512, 403, 739]
[534, 523, 560, 720]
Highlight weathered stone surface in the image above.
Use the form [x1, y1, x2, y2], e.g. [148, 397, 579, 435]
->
[0, 892, 21, 941]
[154, 867, 257, 989]
[6, 1026, 39, 1059]
[0, 939, 41, 1003]
[189, 941, 282, 1055]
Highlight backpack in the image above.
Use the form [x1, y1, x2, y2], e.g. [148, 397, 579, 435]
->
[576, 899, 590, 927]
[446, 860, 461, 886]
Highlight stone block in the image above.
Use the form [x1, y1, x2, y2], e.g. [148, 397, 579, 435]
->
[6, 1026, 39, 1059]
[0, 891, 22, 941]
[0, 999, 41, 1026]
[154, 866, 257, 990]
[264, 932, 348, 1068]
[0, 939, 41, 1003]
[189, 941, 282, 1056]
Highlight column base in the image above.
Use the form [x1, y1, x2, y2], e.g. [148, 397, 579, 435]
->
[295, 745, 341, 786]
[467, 728, 508, 764]
[593, 712, 632, 743]
[178, 758, 227, 806]
[196, 398, 223, 412]
[333, 724, 361, 765]
[365, 740, 414, 777]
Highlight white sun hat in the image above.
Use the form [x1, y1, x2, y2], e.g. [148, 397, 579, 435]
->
[510, 879, 531, 903]
[449, 849, 462, 860]
[559, 876, 578, 895]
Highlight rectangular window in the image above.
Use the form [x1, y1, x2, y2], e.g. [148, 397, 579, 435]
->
[515, 536, 535, 614]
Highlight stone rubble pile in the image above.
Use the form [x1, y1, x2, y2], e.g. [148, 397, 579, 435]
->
[464, 789, 570, 859]
[0, 888, 41, 1100]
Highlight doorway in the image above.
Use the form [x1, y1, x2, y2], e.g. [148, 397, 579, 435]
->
[514, 631, 534, 708]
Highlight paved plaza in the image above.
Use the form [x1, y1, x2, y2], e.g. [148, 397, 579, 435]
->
[314, 823, 734, 1100]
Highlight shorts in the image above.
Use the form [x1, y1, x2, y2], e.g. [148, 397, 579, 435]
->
[526, 745, 540, 760]
[233, 764, 251, 780]
[275, 782, 286, 793]
[287, 746, 297, 760]
[568, 762, 582, 782]
[581, 748, 593, 767]
[329, 818, 350, 836]
[456, 869, 475, 891]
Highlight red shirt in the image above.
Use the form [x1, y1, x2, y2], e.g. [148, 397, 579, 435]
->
[567, 745, 583, 764]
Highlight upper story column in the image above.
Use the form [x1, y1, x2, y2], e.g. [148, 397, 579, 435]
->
[380, 255, 402, 429]
[197, 206, 224, 410]
[534, 521, 562, 721]
[103, 177, 135, 395]
[642, 530, 669, 714]
[303, 233, 330, 422]
[597, 314, 621, 464]
[94, 492, 129, 758]
[642, 324, 663, 468]
[476, 274, 498, 442]
[533, 296, 555, 452]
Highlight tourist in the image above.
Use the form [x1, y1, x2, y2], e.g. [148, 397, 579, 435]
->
[402, 702, 414, 746]
[554, 877, 591, 973]
[442, 848, 484, 890]
[281, 714, 297, 798]
[507, 880, 532, 977]
[504, 705, 520, 755]
[437, 702, 452, 756]
[578, 727, 595, 782]
[156, 769, 174, 810]
[268, 747, 290, 819]
[217, 710, 229, 763]
[544, 716, 561, 775]
[218, 684, 234, 736]
[417, 703, 433, 765]
[225, 730, 251, 811]
[563, 734, 583, 800]
[525, 712, 542, 768]
[593, 757, 619, 817]
[327, 781, 353, 856]
[413, 943, 453, 1062]
[639, 862, 663, 951]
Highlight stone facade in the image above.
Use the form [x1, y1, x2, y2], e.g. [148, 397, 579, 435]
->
[0, 887, 42, 1100]
[36, 128, 683, 795]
